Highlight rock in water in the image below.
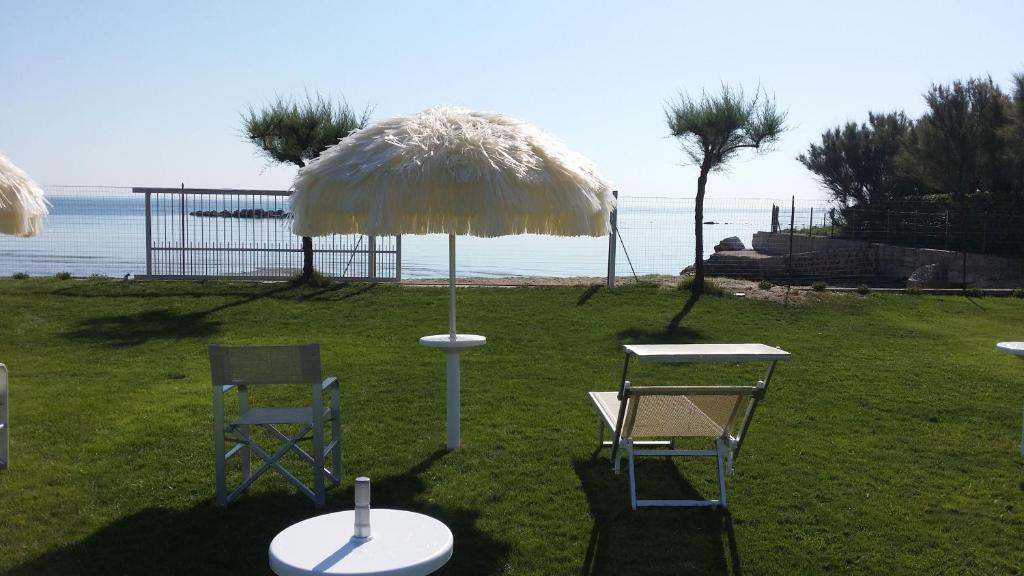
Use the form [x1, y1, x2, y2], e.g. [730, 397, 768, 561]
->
[714, 236, 746, 252]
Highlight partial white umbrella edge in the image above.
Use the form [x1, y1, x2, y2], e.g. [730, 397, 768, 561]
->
[0, 154, 48, 237]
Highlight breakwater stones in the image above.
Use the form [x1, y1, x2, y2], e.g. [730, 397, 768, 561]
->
[189, 209, 289, 219]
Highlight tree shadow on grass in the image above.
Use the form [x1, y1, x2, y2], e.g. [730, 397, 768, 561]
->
[298, 282, 378, 302]
[49, 280, 377, 304]
[667, 290, 701, 333]
[63, 309, 224, 347]
[577, 284, 602, 306]
[616, 291, 704, 344]
[574, 457, 742, 576]
[60, 283, 378, 347]
[6, 450, 509, 576]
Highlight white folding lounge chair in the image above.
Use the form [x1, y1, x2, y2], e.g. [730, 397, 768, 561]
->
[210, 344, 341, 507]
[0, 363, 8, 470]
[589, 344, 787, 509]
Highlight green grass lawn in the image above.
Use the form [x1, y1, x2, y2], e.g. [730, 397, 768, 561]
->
[0, 278, 1021, 575]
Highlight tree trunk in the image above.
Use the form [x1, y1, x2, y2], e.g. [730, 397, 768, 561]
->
[301, 236, 314, 281]
[294, 160, 316, 283]
[692, 168, 709, 293]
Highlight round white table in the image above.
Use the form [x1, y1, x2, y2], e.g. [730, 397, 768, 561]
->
[996, 342, 1024, 461]
[420, 334, 486, 450]
[269, 509, 453, 576]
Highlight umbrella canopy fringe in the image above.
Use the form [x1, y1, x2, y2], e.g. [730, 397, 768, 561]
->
[291, 106, 614, 238]
[0, 154, 48, 237]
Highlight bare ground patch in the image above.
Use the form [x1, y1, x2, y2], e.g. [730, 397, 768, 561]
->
[402, 275, 833, 305]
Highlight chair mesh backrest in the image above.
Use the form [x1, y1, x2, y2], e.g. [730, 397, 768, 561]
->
[209, 344, 321, 386]
[625, 393, 746, 439]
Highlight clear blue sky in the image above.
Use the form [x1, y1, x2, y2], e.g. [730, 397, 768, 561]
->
[1, 0, 1021, 199]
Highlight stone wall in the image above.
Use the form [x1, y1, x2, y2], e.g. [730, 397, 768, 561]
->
[741, 232, 1024, 287]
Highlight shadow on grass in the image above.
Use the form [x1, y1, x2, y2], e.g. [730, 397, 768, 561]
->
[63, 309, 223, 347]
[6, 451, 509, 576]
[60, 282, 379, 347]
[574, 457, 741, 576]
[298, 282, 378, 302]
[577, 284, 602, 306]
[667, 291, 701, 333]
[616, 291, 704, 344]
[49, 280, 379, 303]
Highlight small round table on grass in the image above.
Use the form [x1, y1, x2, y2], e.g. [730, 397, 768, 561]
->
[420, 333, 486, 451]
[996, 341, 1024, 462]
[269, 509, 453, 576]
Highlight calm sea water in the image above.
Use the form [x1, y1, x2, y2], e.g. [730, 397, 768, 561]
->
[0, 194, 787, 279]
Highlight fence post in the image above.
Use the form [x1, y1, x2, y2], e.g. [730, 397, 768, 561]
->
[395, 235, 402, 281]
[788, 196, 795, 288]
[830, 208, 835, 238]
[962, 208, 968, 288]
[809, 207, 814, 235]
[144, 191, 153, 277]
[944, 210, 949, 250]
[180, 184, 186, 275]
[368, 235, 377, 279]
[607, 190, 618, 288]
[982, 212, 988, 253]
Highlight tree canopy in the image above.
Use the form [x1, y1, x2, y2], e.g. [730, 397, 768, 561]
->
[901, 77, 1015, 209]
[798, 112, 914, 209]
[667, 85, 787, 172]
[799, 73, 1024, 253]
[242, 94, 371, 168]
[241, 93, 371, 281]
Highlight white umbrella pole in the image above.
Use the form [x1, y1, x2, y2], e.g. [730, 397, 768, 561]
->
[447, 232, 460, 449]
[449, 233, 456, 340]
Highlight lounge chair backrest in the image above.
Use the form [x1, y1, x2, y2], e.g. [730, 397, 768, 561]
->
[209, 344, 321, 387]
[618, 382, 768, 457]
[621, 386, 754, 439]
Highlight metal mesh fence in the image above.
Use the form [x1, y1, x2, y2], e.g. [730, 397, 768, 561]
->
[0, 186, 143, 278]
[138, 188, 398, 281]
[611, 197, 1024, 289]
[3, 188, 1021, 288]
[0, 186, 399, 281]
[610, 196, 830, 278]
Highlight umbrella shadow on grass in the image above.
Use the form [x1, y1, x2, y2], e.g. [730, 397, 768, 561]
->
[6, 450, 509, 576]
[574, 457, 742, 576]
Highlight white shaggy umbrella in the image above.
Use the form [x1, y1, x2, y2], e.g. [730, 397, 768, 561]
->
[0, 154, 47, 237]
[291, 105, 613, 449]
